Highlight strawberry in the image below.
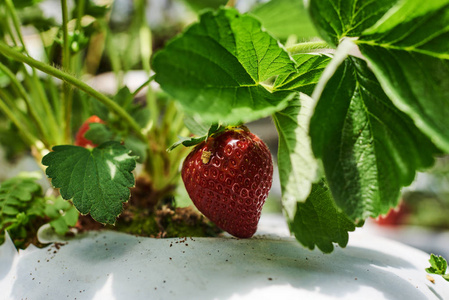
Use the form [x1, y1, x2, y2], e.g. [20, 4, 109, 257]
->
[375, 200, 410, 226]
[75, 115, 105, 147]
[181, 127, 273, 238]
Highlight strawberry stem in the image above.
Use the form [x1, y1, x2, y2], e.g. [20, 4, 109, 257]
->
[61, 0, 74, 144]
[286, 41, 331, 54]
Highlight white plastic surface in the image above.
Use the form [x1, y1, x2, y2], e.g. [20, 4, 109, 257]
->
[1, 215, 448, 300]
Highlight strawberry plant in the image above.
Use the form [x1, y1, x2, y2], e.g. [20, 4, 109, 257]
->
[0, 0, 448, 254]
[0, 172, 78, 248]
[426, 254, 449, 282]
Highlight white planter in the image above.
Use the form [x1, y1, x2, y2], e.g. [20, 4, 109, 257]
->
[1, 214, 448, 300]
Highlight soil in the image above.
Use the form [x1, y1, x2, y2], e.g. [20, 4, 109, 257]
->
[75, 175, 222, 238]
[75, 205, 221, 238]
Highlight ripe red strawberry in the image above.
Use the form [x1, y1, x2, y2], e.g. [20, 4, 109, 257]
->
[181, 128, 273, 238]
[375, 200, 410, 226]
[75, 115, 104, 147]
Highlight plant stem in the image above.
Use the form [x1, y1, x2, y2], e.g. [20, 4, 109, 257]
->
[137, 0, 152, 75]
[4, 0, 61, 145]
[0, 62, 51, 148]
[132, 74, 156, 97]
[286, 41, 331, 55]
[0, 6, 18, 46]
[0, 41, 148, 144]
[0, 89, 33, 131]
[61, 0, 73, 144]
[76, 0, 86, 32]
[99, 18, 124, 90]
[4, 0, 26, 49]
[30, 70, 62, 144]
[61, 0, 71, 72]
[0, 96, 42, 152]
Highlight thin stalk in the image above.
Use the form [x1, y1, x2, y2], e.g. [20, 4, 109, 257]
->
[0, 96, 40, 151]
[76, 0, 86, 32]
[73, 0, 86, 77]
[0, 62, 51, 148]
[0, 41, 147, 144]
[0, 7, 18, 46]
[146, 82, 159, 129]
[137, 0, 152, 74]
[132, 74, 155, 98]
[31, 71, 62, 143]
[47, 77, 63, 128]
[4, 0, 61, 144]
[24, 73, 61, 145]
[166, 116, 189, 184]
[61, 0, 73, 144]
[61, 0, 71, 72]
[100, 20, 123, 89]
[162, 101, 178, 136]
[140, 26, 152, 74]
[142, 85, 159, 178]
[0, 89, 33, 131]
[286, 41, 331, 55]
[4, 0, 26, 49]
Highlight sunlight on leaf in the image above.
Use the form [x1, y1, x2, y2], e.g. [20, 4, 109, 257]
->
[358, 0, 449, 152]
[273, 93, 321, 217]
[310, 56, 438, 221]
[153, 8, 297, 124]
[42, 142, 136, 224]
[308, 0, 398, 46]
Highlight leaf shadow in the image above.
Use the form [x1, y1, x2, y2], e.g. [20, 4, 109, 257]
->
[6, 232, 445, 300]
[0, 232, 17, 281]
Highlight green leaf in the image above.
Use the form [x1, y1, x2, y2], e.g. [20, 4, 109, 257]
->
[273, 93, 321, 217]
[273, 53, 332, 95]
[250, 0, 318, 40]
[288, 179, 356, 253]
[0, 173, 45, 245]
[13, 0, 43, 9]
[85, 122, 148, 163]
[19, 4, 57, 33]
[92, 86, 151, 129]
[113, 86, 151, 129]
[180, 0, 227, 12]
[84, 123, 114, 145]
[45, 196, 79, 235]
[122, 135, 148, 163]
[183, 116, 211, 136]
[308, 0, 398, 46]
[153, 8, 297, 124]
[310, 56, 437, 221]
[426, 254, 448, 275]
[167, 136, 206, 152]
[167, 124, 222, 152]
[73, 0, 110, 19]
[0, 174, 42, 220]
[357, 0, 449, 152]
[42, 142, 136, 224]
[274, 93, 355, 253]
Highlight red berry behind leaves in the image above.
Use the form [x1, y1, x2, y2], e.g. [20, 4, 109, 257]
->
[75, 115, 104, 147]
[181, 129, 273, 238]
